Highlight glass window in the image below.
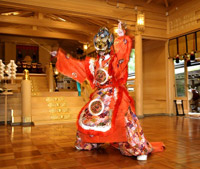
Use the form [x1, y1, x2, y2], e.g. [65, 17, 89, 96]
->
[127, 49, 135, 92]
[174, 60, 186, 97]
[128, 49, 135, 77]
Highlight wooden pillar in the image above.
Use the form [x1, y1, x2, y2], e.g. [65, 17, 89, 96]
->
[165, 40, 175, 115]
[49, 62, 54, 92]
[184, 59, 189, 114]
[135, 33, 144, 118]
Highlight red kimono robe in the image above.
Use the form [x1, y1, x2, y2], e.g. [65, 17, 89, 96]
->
[56, 36, 164, 156]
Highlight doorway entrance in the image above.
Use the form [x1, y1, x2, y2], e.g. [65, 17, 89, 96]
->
[174, 58, 200, 115]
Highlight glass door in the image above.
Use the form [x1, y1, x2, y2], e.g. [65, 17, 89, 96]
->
[187, 62, 200, 113]
[174, 59, 188, 115]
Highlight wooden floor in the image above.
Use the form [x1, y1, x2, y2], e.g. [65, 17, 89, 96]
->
[0, 116, 200, 169]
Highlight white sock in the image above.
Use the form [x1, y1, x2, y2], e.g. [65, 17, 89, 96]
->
[137, 155, 147, 160]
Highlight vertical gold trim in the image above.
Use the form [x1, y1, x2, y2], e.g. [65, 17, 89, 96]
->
[23, 69, 30, 80]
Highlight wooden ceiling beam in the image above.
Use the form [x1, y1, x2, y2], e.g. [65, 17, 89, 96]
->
[0, 27, 89, 42]
[0, 0, 137, 21]
[0, 15, 98, 34]
[0, 8, 18, 13]
[167, 0, 189, 12]
[146, 0, 153, 4]
[164, 0, 169, 8]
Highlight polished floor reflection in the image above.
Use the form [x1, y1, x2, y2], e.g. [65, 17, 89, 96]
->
[0, 116, 200, 169]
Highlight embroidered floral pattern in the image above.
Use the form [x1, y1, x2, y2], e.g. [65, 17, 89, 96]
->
[79, 87, 115, 131]
[75, 106, 152, 156]
[75, 131, 102, 150]
[118, 107, 152, 156]
[95, 68, 108, 84]
[94, 55, 112, 87]
[89, 99, 104, 115]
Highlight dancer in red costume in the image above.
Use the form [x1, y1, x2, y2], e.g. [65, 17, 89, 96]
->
[52, 22, 164, 160]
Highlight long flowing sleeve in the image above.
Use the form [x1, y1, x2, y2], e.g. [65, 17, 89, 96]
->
[56, 48, 87, 83]
[112, 35, 132, 84]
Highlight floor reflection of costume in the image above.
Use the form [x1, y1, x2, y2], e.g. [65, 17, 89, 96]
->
[55, 25, 164, 160]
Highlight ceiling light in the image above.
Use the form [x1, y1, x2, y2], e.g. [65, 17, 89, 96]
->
[58, 17, 66, 22]
[1, 11, 20, 16]
[114, 27, 118, 34]
[83, 44, 88, 50]
[136, 11, 145, 31]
